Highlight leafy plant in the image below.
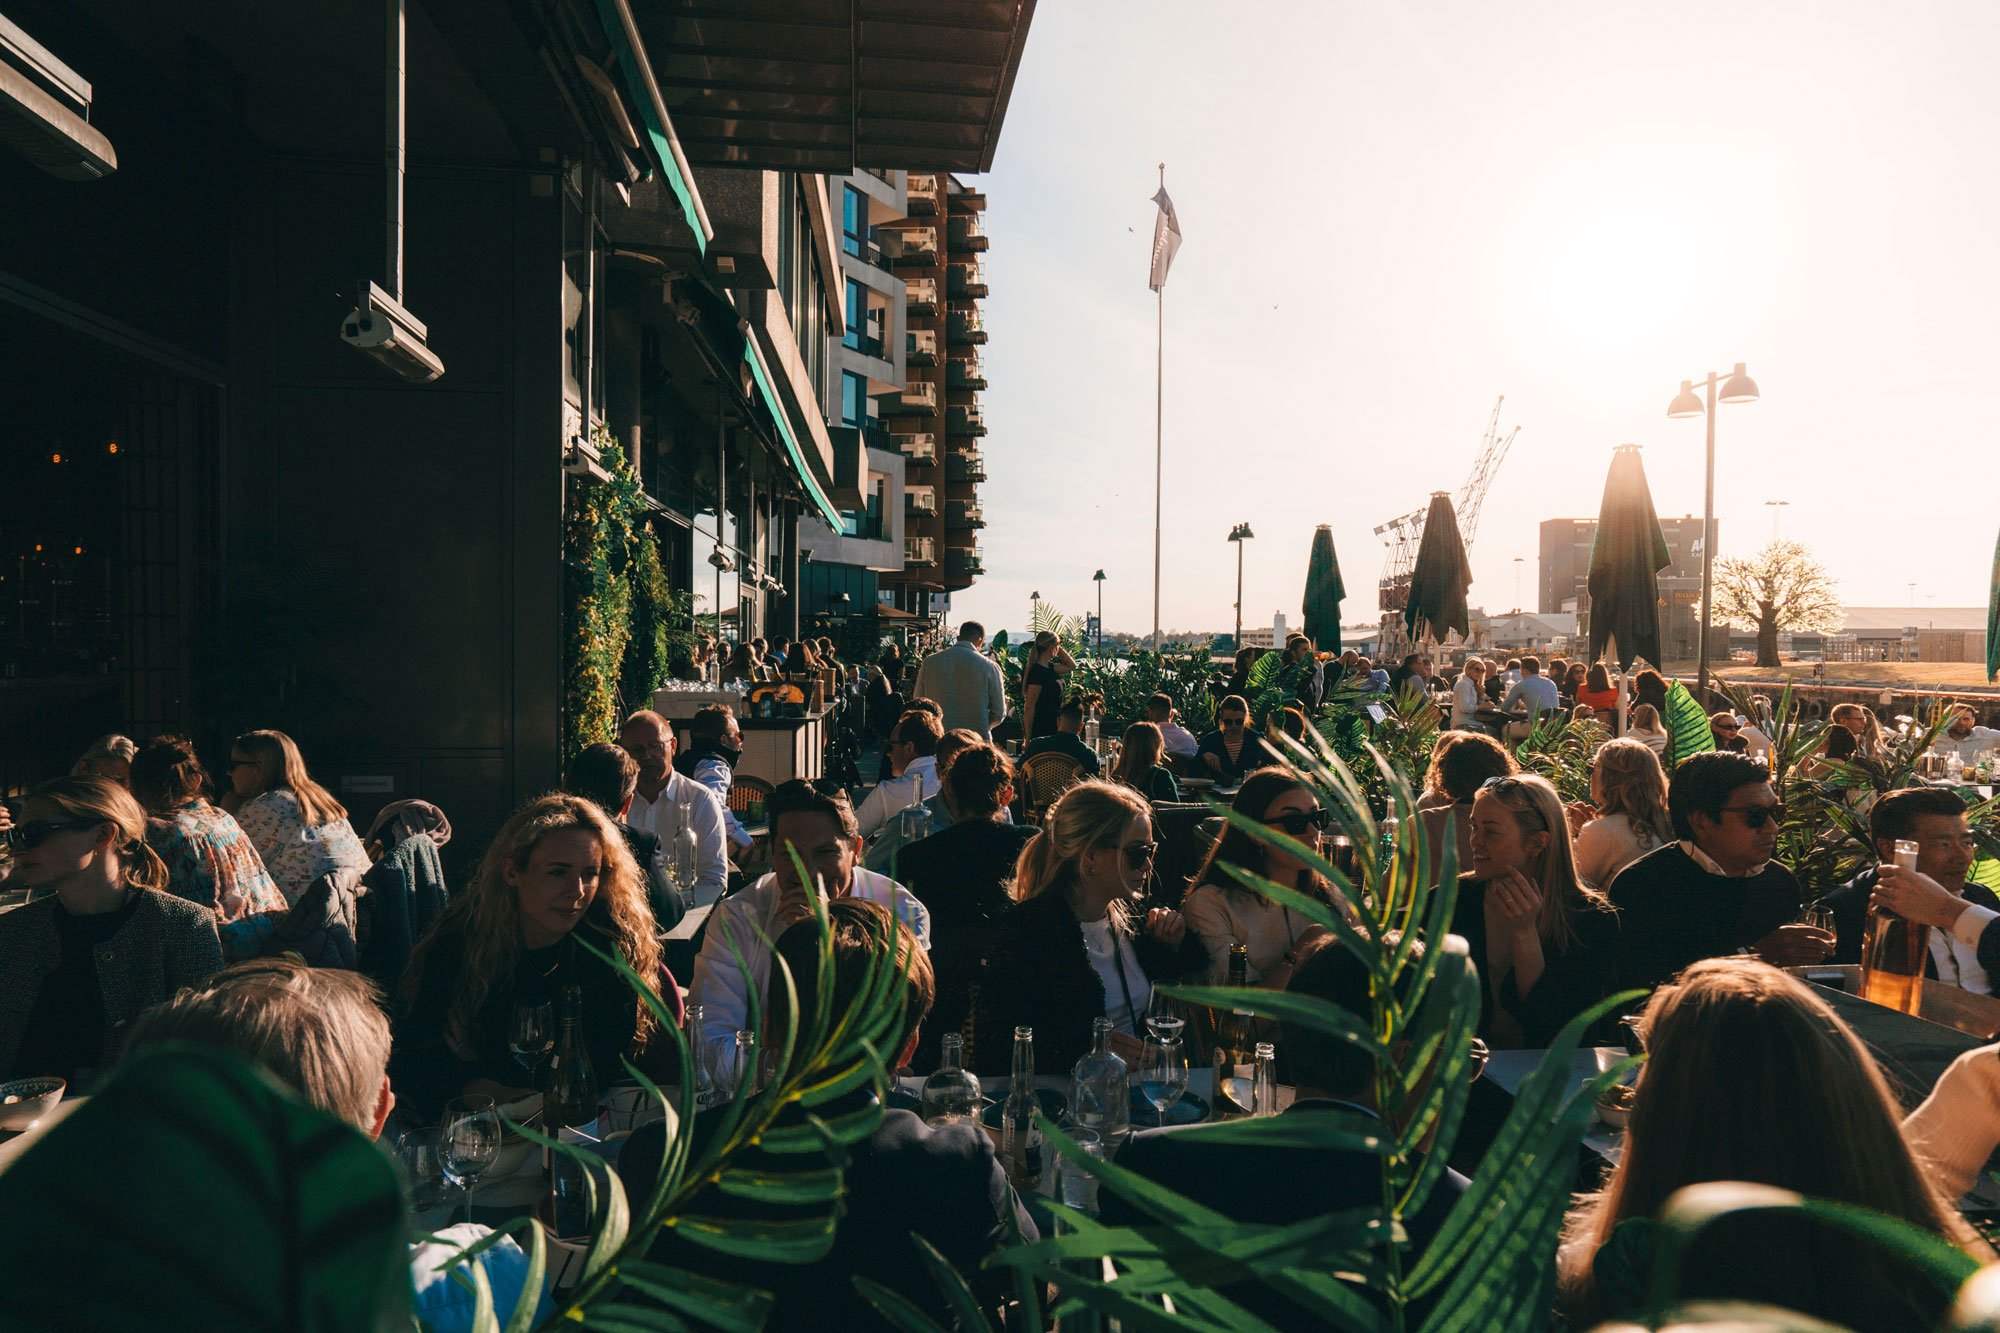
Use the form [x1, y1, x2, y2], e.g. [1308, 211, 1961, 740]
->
[1514, 710, 1601, 805]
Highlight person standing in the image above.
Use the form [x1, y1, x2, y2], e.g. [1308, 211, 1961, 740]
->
[678, 704, 754, 856]
[913, 621, 1008, 740]
[617, 710, 728, 908]
[1021, 631, 1074, 741]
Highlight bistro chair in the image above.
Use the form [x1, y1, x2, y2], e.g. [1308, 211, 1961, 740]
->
[727, 774, 775, 832]
[1015, 751, 1083, 822]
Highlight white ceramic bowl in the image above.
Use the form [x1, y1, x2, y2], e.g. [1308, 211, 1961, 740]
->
[0, 1077, 66, 1131]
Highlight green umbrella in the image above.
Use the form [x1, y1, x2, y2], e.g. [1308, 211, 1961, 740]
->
[1303, 524, 1346, 653]
[1586, 444, 1671, 672]
[1988, 523, 1999, 682]
[1404, 492, 1472, 646]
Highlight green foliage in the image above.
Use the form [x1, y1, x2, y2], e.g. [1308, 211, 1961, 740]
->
[0, 1043, 408, 1331]
[1514, 710, 1601, 805]
[1000, 597, 1222, 737]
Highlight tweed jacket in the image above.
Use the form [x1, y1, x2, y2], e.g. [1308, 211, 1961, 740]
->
[0, 890, 225, 1080]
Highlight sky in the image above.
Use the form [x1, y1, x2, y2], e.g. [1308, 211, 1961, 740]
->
[952, 1, 2000, 639]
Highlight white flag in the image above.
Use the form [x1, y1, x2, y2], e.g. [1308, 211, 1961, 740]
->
[1148, 186, 1181, 292]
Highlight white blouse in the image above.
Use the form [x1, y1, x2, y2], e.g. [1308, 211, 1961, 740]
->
[1080, 917, 1152, 1036]
[236, 789, 370, 906]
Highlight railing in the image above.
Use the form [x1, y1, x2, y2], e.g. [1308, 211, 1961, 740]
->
[948, 308, 985, 343]
[907, 329, 937, 362]
[948, 353, 984, 387]
[949, 216, 987, 250]
[948, 405, 984, 434]
[895, 227, 938, 261]
[893, 382, 937, 413]
[948, 504, 984, 528]
[907, 173, 941, 211]
[843, 329, 885, 359]
[897, 431, 938, 463]
[906, 488, 937, 514]
[905, 278, 938, 309]
[905, 536, 937, 564]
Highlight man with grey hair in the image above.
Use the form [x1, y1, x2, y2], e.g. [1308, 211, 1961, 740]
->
[912, 621, 1008, 739]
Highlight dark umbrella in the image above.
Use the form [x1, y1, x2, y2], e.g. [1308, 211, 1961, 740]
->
[1586, 444, 1672, 672]
[1987, 523, 1998, 683]
[1303, 524, 1346, 654]
[1404, 492, 1473, 646]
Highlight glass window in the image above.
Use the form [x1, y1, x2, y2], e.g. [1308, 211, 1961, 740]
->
[844, 280, 865, 351]
[841, 371, 867, 428]
[843, 185, 865, 257]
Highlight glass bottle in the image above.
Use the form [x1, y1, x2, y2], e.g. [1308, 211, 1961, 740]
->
[1084, 708, 1102, 754]
[1210, 943, 1255, 1118]
[732, 1028, 761, 1097]
[1000, 1026, 1043, 1189]
[671, 787, 700, 895]
[920, 1032, 982, 1126]
[543, 985, 599, 1130]
[1250, 1041, 1278, 1117]
[1070, 1016, 1131, 1152]
[683, 1003, 717, 1110]
[1862, 838, 1930, 1015]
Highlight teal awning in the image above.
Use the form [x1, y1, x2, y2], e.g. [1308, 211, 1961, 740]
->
[592, 0, 707, 254]
[745, 339, 842, 529]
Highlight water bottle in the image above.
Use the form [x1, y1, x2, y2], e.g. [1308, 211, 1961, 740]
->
[1251, 1041, 1278, 1117]
[1069, 1017, 1130, 1152]
[920, 1033, 982, 1126]
[1084, 709, 1102, 754]
[672, 789, 700, 895]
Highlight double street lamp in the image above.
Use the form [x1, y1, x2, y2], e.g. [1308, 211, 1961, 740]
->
[1227, 522, 1254, 650]
[1667, 362, 1761, 701]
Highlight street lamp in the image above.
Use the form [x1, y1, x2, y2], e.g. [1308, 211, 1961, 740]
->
[1092, 570, 1106, 653]
[1227, 522, 1254, 650]
[1764, 499, 1789, 544]
[1668, 361, 1760, 701]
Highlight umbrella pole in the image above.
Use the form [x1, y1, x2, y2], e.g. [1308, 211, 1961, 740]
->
[1609, 634, 1628, 739]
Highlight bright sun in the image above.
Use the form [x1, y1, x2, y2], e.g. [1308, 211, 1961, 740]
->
[1537, 197, 1701, 350]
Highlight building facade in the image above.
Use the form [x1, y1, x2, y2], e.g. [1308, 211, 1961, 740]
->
[1539, 515, 1712, 662]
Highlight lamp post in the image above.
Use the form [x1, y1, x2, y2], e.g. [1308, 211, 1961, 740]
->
[1227, 522, 1254, 650]
[1092, 570, 1106, 653]
[1030, 589, 1041, 640]
[1668, 362, 1761, 702]
[1765, 499, 1789, 544]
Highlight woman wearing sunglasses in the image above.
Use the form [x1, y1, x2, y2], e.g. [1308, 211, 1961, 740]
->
[129, 736, 286, 931]
[1181, 768, 1353, 988]
[0, 777, 223, 1083]
[1455, 773, 1618, 1048]
[974, 781, 1206, 1073]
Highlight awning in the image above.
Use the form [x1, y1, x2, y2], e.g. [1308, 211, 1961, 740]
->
[745, 338, 843, 528]
[593, 0, 710, 252]
[629, 0, 1038, 172]
[0, 16, 116, 180]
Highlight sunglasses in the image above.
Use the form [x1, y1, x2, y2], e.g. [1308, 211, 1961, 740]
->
[5, 818, 105, 850]
[1718, 803, 1784, 829]
[1478, 775, 1551, 830]
[1120, 842, 1158, 869]
[1262, 808, 1332, 837]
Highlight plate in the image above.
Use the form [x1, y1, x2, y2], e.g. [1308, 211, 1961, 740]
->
[1129, 1087, 1208, 1128]
[978, 1087, 1068, 1129]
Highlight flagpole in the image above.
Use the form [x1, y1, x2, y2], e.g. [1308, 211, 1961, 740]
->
[1152, 162, 1165, 653]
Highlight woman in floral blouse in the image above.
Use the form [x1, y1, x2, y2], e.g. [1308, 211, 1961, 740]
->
[224, 729, 370, 905]
[130, 735, 286, 927]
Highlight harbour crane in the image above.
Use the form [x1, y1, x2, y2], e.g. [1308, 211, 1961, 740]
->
[1375, 396, 1521, 619]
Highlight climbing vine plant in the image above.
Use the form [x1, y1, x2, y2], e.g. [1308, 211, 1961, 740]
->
[562, 426, 693, 759]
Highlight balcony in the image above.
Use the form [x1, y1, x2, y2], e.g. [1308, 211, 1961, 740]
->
[948, 353, 986, 391]
[906, 488, 938, 516]
[905, 277, 938, 315]
[947, 546, 985, 579]
[892, 227, 939, 266]
[949, 215, 987, 252]
[888, 381, 938, 416]
[947, 403, 986, 436]
[947, 307, 986, 344]
[905, 536, 937, 566]
[949, 453, 987, 484]
[843, 324, 886, 360]
[907, 329, 937, 366]
[948, 261, 987, 299]
[896, 431, 938, 464]
[907, 173, 941, 214]
[948, 502, 985, 530]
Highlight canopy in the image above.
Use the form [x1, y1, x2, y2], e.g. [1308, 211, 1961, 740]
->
[1403, 493, 1472, 645]
[1303, 525, 1346, 654]
[1586, 445, 1671, 672]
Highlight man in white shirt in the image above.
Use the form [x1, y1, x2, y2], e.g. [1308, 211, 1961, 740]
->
[1856, 788, 1997, 996]
[1145, 694, 1199, 760]
[618, 710, 729, 907]
[854, 711, 943, 838]
[912, 621, 1008, 739]
[1498, 655, 1560, 717]
[689, 781, 931, 1051]
[1934, 705, 2000, 765]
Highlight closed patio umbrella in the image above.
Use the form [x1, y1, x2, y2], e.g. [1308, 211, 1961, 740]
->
[1403, 492, 1472, 646]
[1303, 524, 1346, 654]
[1988, 523, 1999, 683]
[1586, 445, 1671, 673]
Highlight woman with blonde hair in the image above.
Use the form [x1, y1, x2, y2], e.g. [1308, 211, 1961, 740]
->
[224, 729, 371, 905]
[973, 781, 1204, 1073]
[0, 776, 223, 1082]
[1571, 738, 1672, 889]
[1021, 630, 1075, 741]
[70, 734, 137, 786]
[1559, 958, 1984, 1328]
[1626, 702, 1670, 755]
[1111, 720, 1179, 803]
[1453, 773, 1618, 1047]
[393, 793, 672, 1120]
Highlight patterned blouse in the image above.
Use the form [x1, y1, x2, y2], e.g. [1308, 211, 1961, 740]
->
[236, 789, 370, 906]
[147, 799, 287, 923]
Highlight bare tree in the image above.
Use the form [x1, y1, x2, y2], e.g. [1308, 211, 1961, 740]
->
[1712, 540, 1842, 667]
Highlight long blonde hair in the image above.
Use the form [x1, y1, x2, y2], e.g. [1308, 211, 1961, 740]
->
[25, 776, 170, 892]
[1591, 738, 1672, 850]
[1558, 959, 1981, 1327]
[1013, 780, 1152, 930]
[234, 730, 347, 829]
[402, 794, 662, 1057]
[1628, 703, 1666, 737]
[1476, 773, 1610, 953]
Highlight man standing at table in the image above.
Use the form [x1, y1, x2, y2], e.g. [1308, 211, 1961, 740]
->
[618, 710, 729, 908]
[913, 621, 1007, 740]
[1823, 788, 1995, 995]
[1608, 751, 1832, 995]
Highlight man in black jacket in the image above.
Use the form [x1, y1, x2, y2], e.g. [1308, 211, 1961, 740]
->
[1607, 751, 1830, 997]
[1866, 792, 2000, 989]
[1822, 787, 1996, 993]
[564, 742, 686, 932]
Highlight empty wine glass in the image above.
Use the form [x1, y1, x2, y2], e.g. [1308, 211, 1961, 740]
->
[1139, 1018, 1187, 1126]
[395, 1128, 448, 1211]
[509, 1001, 553, 1086]
[440, 1095, 500, 1226]
[1797, 902, 1835, 935]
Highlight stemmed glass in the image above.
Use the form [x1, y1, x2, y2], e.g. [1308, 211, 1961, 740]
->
[1797, 902, 1835, 935]
[509, 1001, 553, 1088]
[1139, 1015, 1188, 1127]
[440, 1095, 501, 1226]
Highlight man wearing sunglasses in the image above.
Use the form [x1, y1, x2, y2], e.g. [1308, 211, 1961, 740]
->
[1607, 751, 1830, 996]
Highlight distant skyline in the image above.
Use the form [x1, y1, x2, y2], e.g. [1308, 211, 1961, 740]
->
[953, 2, 2000, 636]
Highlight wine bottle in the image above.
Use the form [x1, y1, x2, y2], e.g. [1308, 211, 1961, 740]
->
[1000, 1026, 1043, 1189]
[1862, 839, 1930, 1015]
[1211, 943, 1254, 1118]
[920, 1032, 982, 1126]
[543, 985, 599, 1130]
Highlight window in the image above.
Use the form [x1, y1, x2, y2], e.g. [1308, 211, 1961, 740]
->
[842, 185, 866, 257]
[841, 371, 867, 428]
[844, 280, 865, 351]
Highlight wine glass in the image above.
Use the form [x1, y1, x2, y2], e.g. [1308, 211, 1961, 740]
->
[509, 1001, 553, 1086]
[1139, 1017, 1188, 1127]
[1797, 902, 1835, 935]
[440, 1095, 501, 1226]
[395, 1128, 449, 1211]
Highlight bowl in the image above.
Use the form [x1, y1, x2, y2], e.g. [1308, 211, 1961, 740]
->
[1595, 1083, 1636, 1130]
[0, 1077, 65, 1131]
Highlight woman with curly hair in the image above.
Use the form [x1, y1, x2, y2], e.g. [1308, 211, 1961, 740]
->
[1571, 738, 1672, 889]
[393, 793, 674, 1120]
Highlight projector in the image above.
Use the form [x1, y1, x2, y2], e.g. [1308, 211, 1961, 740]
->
[340, 281, 445, 383]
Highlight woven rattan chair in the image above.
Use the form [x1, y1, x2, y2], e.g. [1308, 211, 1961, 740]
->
[1015, 751, 1083, 822]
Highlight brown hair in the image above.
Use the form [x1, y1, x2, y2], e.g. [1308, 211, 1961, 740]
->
[1423, 731, 1517, 804]
[1013, 780, 1152, 928]
[769, 899, 935, 1065]
[233, 730, 349, 829]
[24, 776, 170, 892]
[1194, 767, 1336, 903]
[128, 734, 210, 814]
[944, 743, 1014, 820]
[1559, 959, 1981, 1327]
[1590, 738, 1672, 851]
[1111, 721, 1165, 789]
[566, 742, 639, 816]
[892, 709, 943, 757]
[126, 958, 390, 1130]
[767, 779, 861, 842]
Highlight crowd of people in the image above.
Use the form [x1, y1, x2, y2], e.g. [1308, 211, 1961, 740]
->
[2, 625, 1999, 1328]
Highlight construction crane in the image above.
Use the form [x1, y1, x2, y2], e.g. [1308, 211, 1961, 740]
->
[1375, 397, 1521, 615]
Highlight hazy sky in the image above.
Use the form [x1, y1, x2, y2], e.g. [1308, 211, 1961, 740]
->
[954, 1, 2000, 638]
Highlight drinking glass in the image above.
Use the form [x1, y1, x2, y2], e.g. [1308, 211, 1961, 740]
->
[1139, 1018, 1188, 1125]
[440, 1095, 501, 1226]
[508, 1001, 553, 1085]
[395, 1128, 449, 1211]
[1058, 1128, 1105, 1214]
[1797, 903, 1835, 935]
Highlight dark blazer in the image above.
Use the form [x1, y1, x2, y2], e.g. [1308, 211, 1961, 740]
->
[1451, 874, 1620, 1046]
[1021, 730, 1102, 777]
[620, 822, 688, 933]
[972, 882, 1207, 1075]
[1607, 844, 1802, 997]
[1828, 870, 2000, 981]
[618, 1095, 1037, 1330]
[897, 820, 1038, 1070]
[357, 832, 450, 995]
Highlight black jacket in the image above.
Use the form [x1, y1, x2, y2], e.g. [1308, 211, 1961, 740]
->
[972, 883, 1206, 1075]
[1451, 875, 1620, 1047]
[1608, 844, 1802, 998]
[1826, 869, 2000, 984]
[897, 820, 1037, 1070]
[620, 822, 687, 933]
